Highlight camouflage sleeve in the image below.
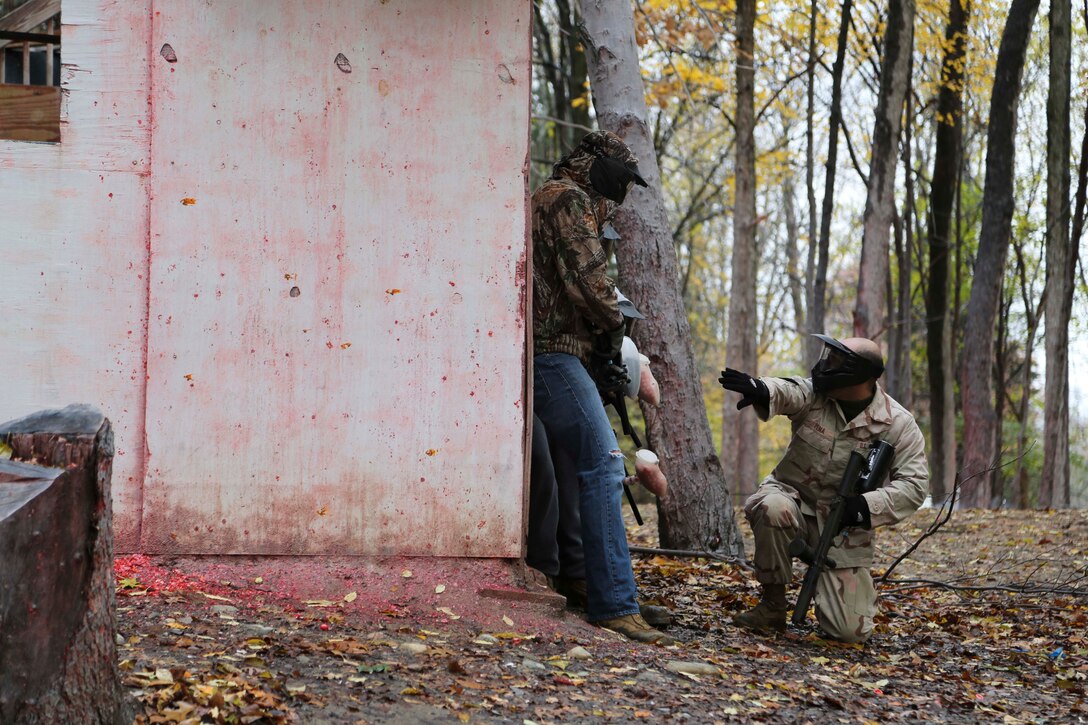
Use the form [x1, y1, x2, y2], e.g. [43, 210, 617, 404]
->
[552, 191, 623, 333]
[861, 416, 929, 528]
[754, 376, 815, 422]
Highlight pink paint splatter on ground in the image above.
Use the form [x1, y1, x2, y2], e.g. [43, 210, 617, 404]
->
[114, 556, 574, 634]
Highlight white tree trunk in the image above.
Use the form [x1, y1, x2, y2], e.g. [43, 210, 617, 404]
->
[854, 0, 915, 339]
[722, 0, 760, 502]
[1041, 0, 1072, 509]
[577, 0, 743, 554]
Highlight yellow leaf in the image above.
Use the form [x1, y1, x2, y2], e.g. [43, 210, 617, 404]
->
[502, 615, 514, 627]
[435, 584, 446, 593]
[344, 591, 358, 602]
[437, 607, 461, 620]
[199, 592, 232, 602]
[402, 570, 413, 578]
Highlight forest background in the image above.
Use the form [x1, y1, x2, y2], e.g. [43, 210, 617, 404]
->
[530, 0, 1088, 556]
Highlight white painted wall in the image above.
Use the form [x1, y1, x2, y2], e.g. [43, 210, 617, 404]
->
[1, 0, 531, 555]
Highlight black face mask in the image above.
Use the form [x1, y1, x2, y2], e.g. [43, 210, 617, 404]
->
[810, 337, 884, 393]
[589, 155, 647, 204]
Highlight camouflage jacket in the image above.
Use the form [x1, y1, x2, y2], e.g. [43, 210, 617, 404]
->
[754, 376, 929, 568]
[531, 170, 623, 363]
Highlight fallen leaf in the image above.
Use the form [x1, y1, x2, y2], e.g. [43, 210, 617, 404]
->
[344, 591, 358, 603]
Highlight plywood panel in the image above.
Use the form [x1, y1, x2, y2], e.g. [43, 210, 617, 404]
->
[0, 0, 153, 551]
[143, 0, 531, 554]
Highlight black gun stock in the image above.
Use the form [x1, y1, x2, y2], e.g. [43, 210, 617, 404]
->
[790, 440, 896, 627]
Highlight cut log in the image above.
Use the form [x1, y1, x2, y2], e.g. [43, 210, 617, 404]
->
[0, 404, 132, 724]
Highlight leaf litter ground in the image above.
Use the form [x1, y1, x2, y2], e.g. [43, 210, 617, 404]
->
[117, 508, 1088, 723]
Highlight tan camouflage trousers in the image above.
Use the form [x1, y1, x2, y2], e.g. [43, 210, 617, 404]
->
[744, 483, 877, 643]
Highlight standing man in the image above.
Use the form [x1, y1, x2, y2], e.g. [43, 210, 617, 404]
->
[532, 130, 672, 645]
[719, 335, 928, 643]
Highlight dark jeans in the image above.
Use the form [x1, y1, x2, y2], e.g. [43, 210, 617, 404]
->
[526, 415, 585, 580]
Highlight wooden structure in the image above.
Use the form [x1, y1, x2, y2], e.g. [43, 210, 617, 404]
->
[0, 0, 60, 141]
[0, 405, 132, 724]
[1, 1, 532, 556]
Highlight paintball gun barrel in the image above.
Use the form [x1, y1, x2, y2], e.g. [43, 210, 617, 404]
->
[789, 440, 896, 627]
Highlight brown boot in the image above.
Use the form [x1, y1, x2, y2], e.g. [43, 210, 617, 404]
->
[733, 584, 788, 633]
[597, 613, 677, 646]
[639, 603, 673, 628]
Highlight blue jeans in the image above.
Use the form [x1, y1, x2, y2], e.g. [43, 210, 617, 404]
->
[533, 353, 639, 622]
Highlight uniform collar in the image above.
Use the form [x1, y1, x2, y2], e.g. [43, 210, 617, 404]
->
[837, 382, 893, 430]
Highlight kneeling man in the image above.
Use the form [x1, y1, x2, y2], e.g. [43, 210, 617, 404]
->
[719, 335, 928, 643]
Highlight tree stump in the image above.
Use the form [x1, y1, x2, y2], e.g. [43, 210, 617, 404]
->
[0, 405, 132, 724]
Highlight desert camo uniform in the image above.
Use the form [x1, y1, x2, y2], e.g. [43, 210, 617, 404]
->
[745, 376, 929, 643]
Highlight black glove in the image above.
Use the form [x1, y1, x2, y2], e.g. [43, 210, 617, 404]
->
[591, 324, 630, 394]
[591, 361, 630, 395]
[839, 495, 872, 532]
[593, 324, 626, 363]
[718, 368, 769, 410]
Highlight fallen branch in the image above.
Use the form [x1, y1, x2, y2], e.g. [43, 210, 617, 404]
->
[629, 545, 751, 568]
[877, 447, 1029, 585]
[880, 578, 1087, 597]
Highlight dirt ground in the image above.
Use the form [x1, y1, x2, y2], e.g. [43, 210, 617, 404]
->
[117, 507, 1088, 724]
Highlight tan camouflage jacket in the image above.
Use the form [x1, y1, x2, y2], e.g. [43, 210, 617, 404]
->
[531, 169, 623, 364]
[754, 376, 929, 568]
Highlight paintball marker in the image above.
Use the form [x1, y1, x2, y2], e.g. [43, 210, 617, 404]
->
[788, 440, 896, 627]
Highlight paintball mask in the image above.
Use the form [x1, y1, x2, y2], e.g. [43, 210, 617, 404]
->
[810, 334, 884, 394]
[589, 154, 647, 204]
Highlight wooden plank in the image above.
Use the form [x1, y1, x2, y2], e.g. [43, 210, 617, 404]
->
[0, 82, 58, 141]
[0, 0, 61, 52]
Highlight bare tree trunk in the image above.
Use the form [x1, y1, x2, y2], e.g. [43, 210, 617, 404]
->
[722, 0, 760, 503]
[887, 69, 915, 406]
[1012, 239, 1046, 508]
[1041, 0, 1072, 509]
[810, 0, 853, 348]
[925, 0, 970, 506]
[577, 0, 743, 555]
[783, 175, 807, 344]
[994, 290, 1010, 507]
[959, 0, 1040, 508]
[803, 0, 820, 364]
[854, 0, 915, 340]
